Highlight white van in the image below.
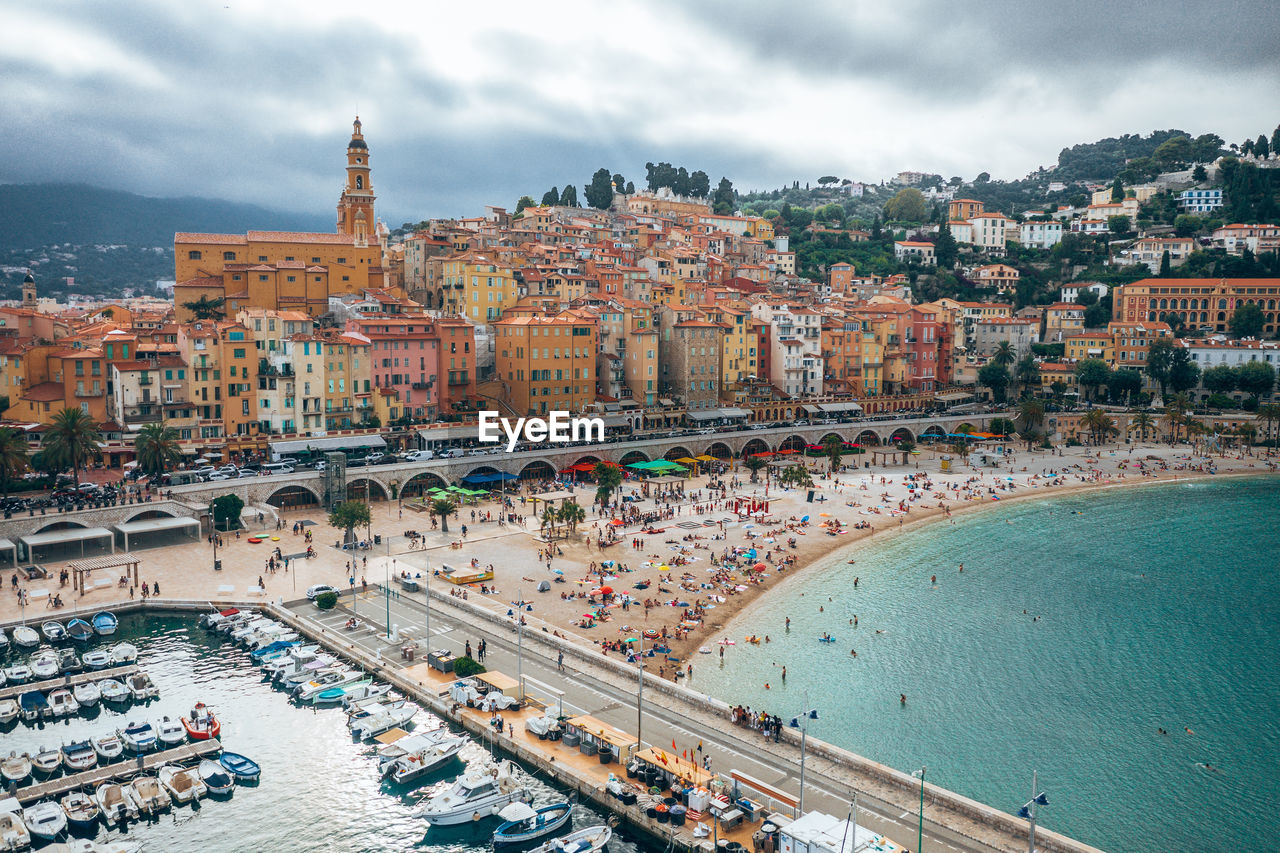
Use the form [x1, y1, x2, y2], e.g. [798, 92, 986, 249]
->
[401, 449, 434, 462]
[261, 462, 295, 475]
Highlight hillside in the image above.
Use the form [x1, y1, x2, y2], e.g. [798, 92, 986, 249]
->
[0, 183, 330, 251]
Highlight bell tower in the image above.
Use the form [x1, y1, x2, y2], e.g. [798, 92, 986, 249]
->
[21, 272, 36, 310]
[336, 117, 375, 247]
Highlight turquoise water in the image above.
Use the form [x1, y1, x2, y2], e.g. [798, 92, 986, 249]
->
[696, 476, 1280, 852]
[0, 614, 648, 853]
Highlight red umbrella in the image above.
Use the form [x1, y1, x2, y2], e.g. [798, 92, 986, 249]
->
[752, 563, 766, 571]
[600, 586, 613, 595]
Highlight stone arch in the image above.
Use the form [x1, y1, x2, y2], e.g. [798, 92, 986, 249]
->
[266, 484, 321, 509]
[777, 435, 806, 453]
[889, 427, 916, 443]
[573, 455, 601, 468]
[818, 432, 844, 447]
[402, 471, 448, 498]
[520, 460, 556, 480]
[619, 450, 650, 467]
[741, 438, 770, 457]
[706, 442, 732, 459]
[124, 508, 179, 523]
[920, 424, 947, 441]
[346, 478, 388, 502]
[856, 429, 881, 446]
[464, 465, 502, 484]
[956, 422, 977, 434]
[664, 446, 693, 461]
[35, 520, 88, 534]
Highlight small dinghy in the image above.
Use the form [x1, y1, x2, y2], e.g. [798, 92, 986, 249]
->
[47, 687, 80, 717]
[125, 672, 158, 700]
[155, 716, 187, 747]
[99, 679, 129, 704]
[181, 702, 221, 740]
[314, 678, 372, 705]
[21, 800, 67, 842]
[526, 825, 613, 853]
[93, 730, 125, 761]
[129, 775, 171, 814]
[493, 801, 574, 848]
[19, 690, 49, 722]
[0, 797, 30, 850]
[3, 663, 32, 685]
[198, 758, 234, 796]
[66, 619, 93, 643]
[31, 746, 62, 777]
[0, 699, 16, 725]
[31, 650, 60, 680]
[120, 720, 157, 753]
[73, 680, 100, 707]
[95, 781, 139, 825]
[110, 643, 138, 665]
[1, 751, 32, 785]
[93, 611, 119, 636]
[159, 764, 207, 803]
[12, 626, 40, 650]
[56, 647, 82, 673]
[218, 751, 261, 783]
[61, 789, 101, 831]
[61, 740, 98, 772]
[41, 621, 66, 643]
[82, 649, 112, 670]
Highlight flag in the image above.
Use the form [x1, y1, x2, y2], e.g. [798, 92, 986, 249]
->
[672, 738, 677, 751]
[697, 741, 703, 752]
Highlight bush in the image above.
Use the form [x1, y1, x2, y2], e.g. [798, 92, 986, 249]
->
[453, 655, 486, 678]
[1066, 437, 1083, 447]
[314, 591, 338, 610]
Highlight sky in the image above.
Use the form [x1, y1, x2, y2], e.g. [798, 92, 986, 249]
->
[2, 0, 1278, 224]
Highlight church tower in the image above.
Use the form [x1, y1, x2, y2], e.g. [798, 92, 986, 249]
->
[21, 273, 36, 310]
[336, 117, 375, 247]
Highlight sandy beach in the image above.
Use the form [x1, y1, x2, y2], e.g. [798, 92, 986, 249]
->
[1, 443, 1274, 682]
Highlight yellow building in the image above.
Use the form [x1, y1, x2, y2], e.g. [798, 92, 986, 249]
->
[495, 314, 599, 416]
[441, 254, 517, 322]
[1064, 332, 1114, 363]
[700, 303, 754, 396]
[321, 331, 374, 430]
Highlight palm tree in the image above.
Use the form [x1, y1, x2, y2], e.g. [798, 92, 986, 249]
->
[557, 501, 586, 536]
[592, 461, 623, 506]
[1257, 403, 1280, 454]
[1016, 399, 1045, 433]
[1015, 355, 1040, 398]
[0, 428, 29, 498]
[1128, 412, 1156, 443]
[1164, 392, 1191, 444]
[541, 505, 559, 538]
[1080, 409, 1117, 446]
[133, 423, 182, 478]
[182, 295, 226, 320]
[43, 407, 102, 488]
[743, 455, 767, 483]
[429, 496, 457, 533]
[992, 341, 1016, 369]
[822, 435, 843, 472]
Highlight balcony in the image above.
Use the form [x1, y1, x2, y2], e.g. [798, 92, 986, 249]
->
[138, 376, 152, 386]
[412, 382, 430, 390]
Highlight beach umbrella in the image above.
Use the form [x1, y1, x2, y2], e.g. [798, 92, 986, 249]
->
[600, 586, 613, 595]
[752, 563, 766, 571]
[800, 515, 809, 522]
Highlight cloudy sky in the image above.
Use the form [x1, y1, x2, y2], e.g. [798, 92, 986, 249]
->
[2, 0, 1278, 223]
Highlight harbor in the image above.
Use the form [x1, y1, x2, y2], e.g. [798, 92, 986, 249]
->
[0, 665, 139, 702]
[12, 740, 222, 804]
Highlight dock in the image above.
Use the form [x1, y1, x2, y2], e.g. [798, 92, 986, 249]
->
[0, 664, 140, 701]
[12, 739, 222, 804]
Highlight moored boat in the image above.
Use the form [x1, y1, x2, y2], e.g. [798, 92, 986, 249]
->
[419, 760, 531, 825]
[159, 764, 207, 803]
[0, 699, 15, 724]
[82, 649, 112, 670]
[125, 672, 158, 700]
[525, 826, 612, 853]
[31, 746, 61, 777]
[340, 681, 394, 709]
[313, 678, 371, 705]
[198, 606, 240, 630]
[250, 639, 298, 661]
[11, 626, 40, 650]
[198, 758, 234, 796]
[155, 716, 186, 747]
[350, 704, 418, 740]
[21, 800, 66, 842]
[493, 801, 574, 848]
[72, 680, 100, 707]
[56, 647, 82, 674]
[47, 688, 79, 718]
[94, 782, 138, 825]
[60, 740, 97, 772]
[293, 668, 362, 702]
[0, 796, 30, 849]
[1, 751, 31, 785]
[19, 691, 49, 722]
[92, 611, 118, 636]
[383, 733, 467, 785]
[110, 643, 138, 665]
[181, 702, 221, 740]
[120, 720, 157, 753]
[40, 621, 65, 643]
[2, 664, 31, 685]
[218, 752, 261, 783]
[61, 789, 101, 831]
[31, 650, 59, 680]
[66, 619, 93, 643]
[93, 731, 125, 761]
[0, 629, 7, 658]
[99, 679, 129, 704]
[129, 775, 171, 814]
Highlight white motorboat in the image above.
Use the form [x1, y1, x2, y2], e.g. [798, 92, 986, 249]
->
[0, 699, 18, 725]
[120, 721, 157, 753]
[99, 679, 129, 704]
[277, 657, 338, 686]
[340, 681, 394, 709]
[73, 680, 101, 707]
[61, 790, 101, 831]
[93, 731, 125, 761]
[47, 688, 79, 717]
[94, 782, 139, 825]
[31, 747, 61, 777]
[158, 764, 207, 803]
[230, 618, 278, 644]
[526, 825, 613, 853]
[198, 758, 234, 796]
[129, 776, 171, 814]
[60, 740, 97, 772]
[125, 672, 158, 700]
[82, 649, 113, 670]
[0, 796, 30, 850]
[383, 733, 467, 784]
[350, 704, 418, 740]
[347, 695, 408, 721]
[31, 650, 60, 680]
[293, 668, 362, 702]
[1, 752, 31, 785]
[155, 716, 186, 747]
[199, 606, 244, 631]
[40, 621, 65, 644]
[110, 643, 138, 665]
[11, 626, 40, 650]
[21, 800, 67, 841]
[2, 664, 31, 685]
[260, 644, 319, 671]
[245, 626, 298, 651]
[419, 761, 532, 825]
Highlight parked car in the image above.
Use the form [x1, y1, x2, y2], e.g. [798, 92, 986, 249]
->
[400, 450, 434, 462]
[237, 470, 259, 479]
[306, 584, 337, 601]
[365, 452, 385, 463]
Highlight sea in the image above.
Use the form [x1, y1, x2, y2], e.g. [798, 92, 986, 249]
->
[695, 475, 1280, 852]
[0, 613, 649, 853]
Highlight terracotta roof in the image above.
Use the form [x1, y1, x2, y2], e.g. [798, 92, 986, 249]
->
[246, 231, 355, 245]
[174, 233, 247, 245]
[20, 382, 65, 402]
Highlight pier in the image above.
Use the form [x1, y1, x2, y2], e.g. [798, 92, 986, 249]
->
[12, 739, 222, 804]
[0, 664, 139, 701]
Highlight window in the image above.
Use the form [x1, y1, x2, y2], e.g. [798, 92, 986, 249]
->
[233, 348, 246, 359]
[187, 250, 202, 260]
[222, 251, 236, 261]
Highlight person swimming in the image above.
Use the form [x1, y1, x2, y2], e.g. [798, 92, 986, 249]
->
[900, 694, 907, 704]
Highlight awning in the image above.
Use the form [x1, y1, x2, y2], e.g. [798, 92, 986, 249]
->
[113, 517, 200, 550]
[687, 407, 753, 421]
[21, 527, 115, 555]
[818, 402, 863, 414]
[600, 414, 631, 428]
[935, 391, 974, 403]
[270, 435, 386, 455]
[685, 410, 721, 421]
[415, 425, 481, 442]
[720, 407, 751, 418]
[461, 472, 517, 484]
[802, 404, 822, 415]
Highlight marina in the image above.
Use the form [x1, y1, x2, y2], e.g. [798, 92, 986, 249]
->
[0, 664, 139, 702]
[12, 740, 222, 804]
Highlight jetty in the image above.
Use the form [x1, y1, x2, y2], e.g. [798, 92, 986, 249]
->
[0, 664, 139, 701]
[12, 739, 222, 804]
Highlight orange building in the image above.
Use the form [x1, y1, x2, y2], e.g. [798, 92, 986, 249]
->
[495, 314, 599, 416]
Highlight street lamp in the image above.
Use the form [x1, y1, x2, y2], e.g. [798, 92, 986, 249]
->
[911, 766, 926, 853]
[507, 591, 532, 699]
[1017, 771, 1049, 853]
[788, 694, 820, 815]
